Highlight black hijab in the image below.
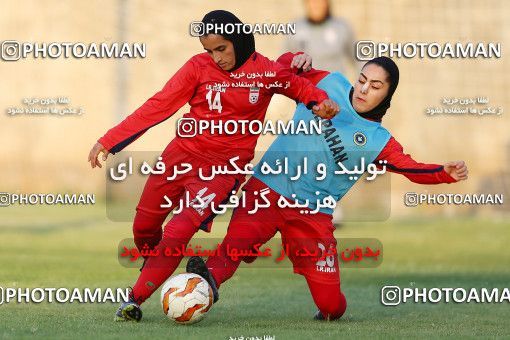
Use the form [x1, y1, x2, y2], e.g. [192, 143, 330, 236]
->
[201, 10, 255, 71]
[349, 57, 399, 122]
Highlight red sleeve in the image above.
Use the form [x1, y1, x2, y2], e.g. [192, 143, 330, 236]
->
[268, 54, 329, 108]
[375, 137, 457, 184]
[98, 57, 199, 153]
[276, 52, 330, 85]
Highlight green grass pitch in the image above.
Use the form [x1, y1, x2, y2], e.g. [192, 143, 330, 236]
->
[1, 204, 509, 338]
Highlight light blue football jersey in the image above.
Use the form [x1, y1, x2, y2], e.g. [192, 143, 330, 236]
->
[253, 72, 391, 214]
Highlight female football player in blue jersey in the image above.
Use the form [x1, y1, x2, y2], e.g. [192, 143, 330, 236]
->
[187, 53, 468, 320]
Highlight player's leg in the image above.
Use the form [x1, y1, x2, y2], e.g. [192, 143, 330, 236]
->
[132, 178, 183, 253]
[130, 211, 200, 304]
[188, 177, 282, 290]
[115, 209, 203, 322]
[115, 142, 189, 322]
[129, 173, 243, 306]
[132, 140, 187, 253]
[203, 208, 279, 288]
[281, 209, 347, 320]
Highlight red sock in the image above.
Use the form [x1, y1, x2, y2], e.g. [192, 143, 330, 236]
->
[206, 217, 278, 287]
[131, 212, 198, 305]
[205, 177, 280, 288]
[306, 277, 347, 320]
[206, 231, 277, 287]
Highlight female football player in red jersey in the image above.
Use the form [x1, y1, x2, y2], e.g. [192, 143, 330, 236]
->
[87, 10, 339, 321]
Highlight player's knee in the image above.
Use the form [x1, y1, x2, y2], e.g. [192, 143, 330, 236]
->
[133, 208, 165, 234]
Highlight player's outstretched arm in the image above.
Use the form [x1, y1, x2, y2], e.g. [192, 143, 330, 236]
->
[269, 55, 339, 119]
[376, 137, 467, 184]
[90, 57, 200, 167]
[274, 52, 338, 119]
[277, 52, 332, 83]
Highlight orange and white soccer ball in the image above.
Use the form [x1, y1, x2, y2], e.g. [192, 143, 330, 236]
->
[160, 273, 213, 324]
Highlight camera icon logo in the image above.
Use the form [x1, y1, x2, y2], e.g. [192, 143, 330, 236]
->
[404, 192, 419, 207]
[190, 22, 205, 37]
[0, 193, 11, 207]
[1, 40, 21, 61]
[356, 40, 376, 61]
[381, 285, 401, 306]
[177, 118, 197, 138]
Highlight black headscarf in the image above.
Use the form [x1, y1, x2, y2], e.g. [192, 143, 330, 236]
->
[201, 10, 255, 71]
[349, 56, 399, 122]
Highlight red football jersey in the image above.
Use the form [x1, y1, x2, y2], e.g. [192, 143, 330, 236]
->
[98, 52, 328, 166]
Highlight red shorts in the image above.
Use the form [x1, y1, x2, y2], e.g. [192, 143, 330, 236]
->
[229, 176, 339, 284]
[136, 139, 245, 232]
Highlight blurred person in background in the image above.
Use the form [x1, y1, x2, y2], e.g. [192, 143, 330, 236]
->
[284, 0, 361, 226]
[284, 0, 359, 74]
